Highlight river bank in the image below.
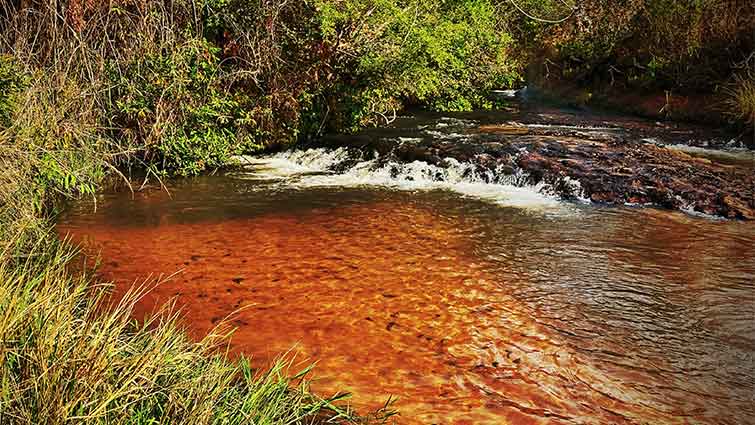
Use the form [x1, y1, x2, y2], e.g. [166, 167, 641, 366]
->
[523, 70, 755, 136]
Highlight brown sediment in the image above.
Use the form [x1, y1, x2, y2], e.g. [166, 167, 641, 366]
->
[478, 124, 529, 135]
[58, 198, 754, 424]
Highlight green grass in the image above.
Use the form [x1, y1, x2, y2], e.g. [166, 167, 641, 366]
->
[0, 231, 395, 424]
[727, 72, 755, 127]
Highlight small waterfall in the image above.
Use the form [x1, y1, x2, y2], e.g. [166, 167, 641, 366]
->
[234, 148, 579, 213]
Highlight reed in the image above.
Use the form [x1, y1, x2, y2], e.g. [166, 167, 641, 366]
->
[727, 72, 755, 128]
[0, 231, 395, 424]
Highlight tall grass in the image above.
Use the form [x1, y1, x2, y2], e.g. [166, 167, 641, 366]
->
[0, 234, 393, 424]
[727, 73, 755, 128]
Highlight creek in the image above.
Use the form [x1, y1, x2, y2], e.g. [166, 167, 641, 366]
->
[59, 107, 754, 424]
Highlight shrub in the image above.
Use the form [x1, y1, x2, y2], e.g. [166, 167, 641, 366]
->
[107, 39, 268, 176]
[308, 0, 521, 131]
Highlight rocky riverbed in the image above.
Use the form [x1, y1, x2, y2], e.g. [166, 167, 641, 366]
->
[308, 106, 754, 219]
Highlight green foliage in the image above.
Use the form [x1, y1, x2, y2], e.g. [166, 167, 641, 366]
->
[309, 0, 520, 131]
[0, 55, 27, 128]
[32, 151, 103, 207]
[107, 39, 267, 176]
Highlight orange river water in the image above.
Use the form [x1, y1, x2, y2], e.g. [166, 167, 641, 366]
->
[58, 175, 755, 425]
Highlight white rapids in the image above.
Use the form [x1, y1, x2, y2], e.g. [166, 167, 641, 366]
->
[232, 148, 577, 214]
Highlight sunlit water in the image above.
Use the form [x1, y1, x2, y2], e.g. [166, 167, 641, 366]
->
[59, 117, 754, 424]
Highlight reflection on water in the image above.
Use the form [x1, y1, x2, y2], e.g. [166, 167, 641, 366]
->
[58, 174, 754, 424]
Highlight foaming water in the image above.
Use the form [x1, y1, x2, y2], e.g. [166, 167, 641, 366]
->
[58, 172, 755, 424]
[234, 148, 569, 213]
[241, 147, 355, 176]
[641, 138, 755, 165]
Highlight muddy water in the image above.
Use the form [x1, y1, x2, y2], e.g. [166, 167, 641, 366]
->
[58, 166, 755, 424]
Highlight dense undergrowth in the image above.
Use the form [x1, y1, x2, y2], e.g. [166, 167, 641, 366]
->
[0, 0, 753, 423]
[516, 0, 753, 88]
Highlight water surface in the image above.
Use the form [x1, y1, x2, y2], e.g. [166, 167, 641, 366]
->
[58, 112, 754, 424]
[59, 180, 754, 424]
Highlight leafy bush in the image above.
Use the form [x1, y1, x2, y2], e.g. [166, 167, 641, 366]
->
[107, 39, 268, 176]
[310, 0, 520, 130]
